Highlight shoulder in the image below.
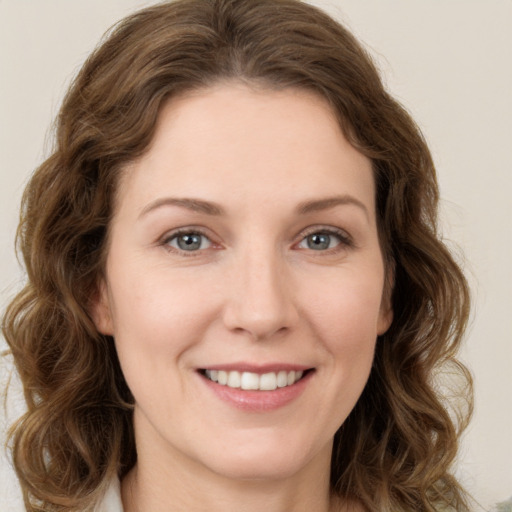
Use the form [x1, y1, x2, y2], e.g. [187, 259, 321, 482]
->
[493, 497, 512, 512]
[94, 477, 124, 512]
[0, 354, 124, 512]
[0, 352, 25, 511]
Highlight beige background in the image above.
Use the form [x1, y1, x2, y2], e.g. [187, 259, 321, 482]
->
[1, 1, 511, 510]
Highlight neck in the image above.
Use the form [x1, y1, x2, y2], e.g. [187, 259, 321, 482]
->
[121, 438, 351, 512]
[121, 409, 362, 512]
[122, 465, 346, 512]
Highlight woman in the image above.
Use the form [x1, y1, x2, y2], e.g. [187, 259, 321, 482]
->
[2, 0, 473, 510]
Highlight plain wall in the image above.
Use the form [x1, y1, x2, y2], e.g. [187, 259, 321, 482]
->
[1, 1, 511, 510]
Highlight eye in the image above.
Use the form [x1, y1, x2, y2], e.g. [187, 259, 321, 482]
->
[297, 229, 350, 251]
[165, 231, 212, 252]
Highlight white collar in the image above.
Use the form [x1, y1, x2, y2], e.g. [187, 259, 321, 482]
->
[95, 478, 123, 512]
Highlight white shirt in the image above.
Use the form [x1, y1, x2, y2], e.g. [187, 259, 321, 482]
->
[95, 478, 124, 512]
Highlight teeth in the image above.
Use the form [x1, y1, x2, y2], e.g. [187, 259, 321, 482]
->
[218, 370, 228, 385]
[277, 370, 288, 388]
[227, 371, 241, 388]
[241, 371, 259, 390]
[204, 369, 305, 390]
[260, 372, 277, 391]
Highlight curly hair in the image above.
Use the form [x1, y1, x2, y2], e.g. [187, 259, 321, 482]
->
[2, 0, 473, 510]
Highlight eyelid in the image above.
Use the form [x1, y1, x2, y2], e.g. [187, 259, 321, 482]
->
[159, 226, 221, 255]
[294, 225, 354, 250]
[157, 224, 354, 255]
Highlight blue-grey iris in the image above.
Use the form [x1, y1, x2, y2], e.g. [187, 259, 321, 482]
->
[307, 233, 331, 250]
[177, 234, 202, 251]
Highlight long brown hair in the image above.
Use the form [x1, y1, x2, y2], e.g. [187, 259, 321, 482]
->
[2, 0, 473, 510]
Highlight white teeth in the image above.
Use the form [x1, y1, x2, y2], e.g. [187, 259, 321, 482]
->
[204, 369, 306, 390]
[240, 371, 259, 390]
[227, 371, 241, 388]
[259, 372, 277, 391]
[217, 370, 228, 385]
[277, 370, 288, 388]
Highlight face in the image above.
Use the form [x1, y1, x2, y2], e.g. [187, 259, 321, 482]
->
[94, 83, 392, 483]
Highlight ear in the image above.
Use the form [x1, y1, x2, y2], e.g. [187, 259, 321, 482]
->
[91, 278, 114, 336]
[377, 301, 393, 335]
[377, 263, 394, 335]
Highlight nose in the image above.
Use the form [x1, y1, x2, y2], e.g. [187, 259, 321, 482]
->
[222, 248, 299, 341]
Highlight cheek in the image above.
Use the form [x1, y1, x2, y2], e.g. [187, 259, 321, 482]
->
[301, 269, 384, 380]
[305, 269, 385, 340]
[106, 263, 218, 373]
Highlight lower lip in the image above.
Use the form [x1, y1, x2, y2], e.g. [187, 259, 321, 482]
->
[199, 371, 313, 412]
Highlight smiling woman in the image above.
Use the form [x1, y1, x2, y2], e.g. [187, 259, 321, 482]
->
[2, 1, 472, 511]
[92, 86, 392, 504]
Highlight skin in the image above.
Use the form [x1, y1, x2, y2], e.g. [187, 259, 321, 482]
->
[94, 83, 392, 512]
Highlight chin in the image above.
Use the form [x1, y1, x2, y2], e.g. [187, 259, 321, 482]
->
[197, 434, 328, 482]
[209, 455, 308, 482]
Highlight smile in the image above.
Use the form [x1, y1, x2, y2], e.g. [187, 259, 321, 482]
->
[203, 369, 305, 391]
[198, 365, 315, 411]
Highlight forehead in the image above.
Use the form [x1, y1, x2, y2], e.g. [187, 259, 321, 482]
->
[116, 83, 375, 218]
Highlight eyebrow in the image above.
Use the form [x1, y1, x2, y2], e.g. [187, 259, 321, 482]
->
[296, 195, 370, 220]
[138, 194, 369, 220]
[139, 197, 225, 218]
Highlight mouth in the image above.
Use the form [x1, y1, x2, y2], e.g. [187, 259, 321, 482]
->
[197, 366, 315, 411]
[199, 368, 313, 391]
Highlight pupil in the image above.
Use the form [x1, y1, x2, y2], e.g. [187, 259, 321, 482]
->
[178, 234, 201, 250]
[308, 234, 329, 250]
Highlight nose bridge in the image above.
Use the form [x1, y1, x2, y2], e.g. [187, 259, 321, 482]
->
[223, 240, 297, 340]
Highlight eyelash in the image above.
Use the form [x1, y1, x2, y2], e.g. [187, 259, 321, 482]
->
[159, 226, 353, 256]
[297, 226, 354, 253]
[160, 228, 214, 256]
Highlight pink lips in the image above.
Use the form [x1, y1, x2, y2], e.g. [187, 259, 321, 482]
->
[198, 364, 314, 412]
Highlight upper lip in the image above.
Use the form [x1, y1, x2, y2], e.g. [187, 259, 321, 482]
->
[199, 363, 313, 374]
